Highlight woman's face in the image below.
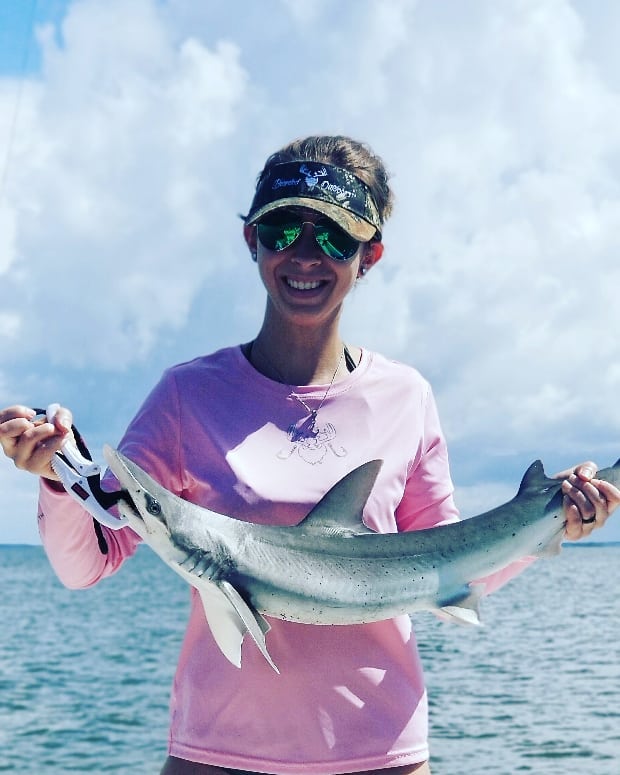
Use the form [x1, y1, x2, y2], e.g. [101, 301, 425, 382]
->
[244, 208, 383, 330]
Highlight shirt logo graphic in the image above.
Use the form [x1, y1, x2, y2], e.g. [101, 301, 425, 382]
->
[277, 422, 347, 465]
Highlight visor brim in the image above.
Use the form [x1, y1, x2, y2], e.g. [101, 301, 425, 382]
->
[245, 197, 378, 242]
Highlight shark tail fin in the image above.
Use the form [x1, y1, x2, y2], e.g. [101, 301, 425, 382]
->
[198, 582, 279, 674]
[436, 583, 485, 626]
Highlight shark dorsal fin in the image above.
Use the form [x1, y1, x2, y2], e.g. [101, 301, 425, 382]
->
[297, 459, 383, 536]
[517, 460, 545, 495]
[517, 460, 558, 497]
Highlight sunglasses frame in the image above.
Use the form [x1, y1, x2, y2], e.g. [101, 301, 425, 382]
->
[256, 211, 362, 262]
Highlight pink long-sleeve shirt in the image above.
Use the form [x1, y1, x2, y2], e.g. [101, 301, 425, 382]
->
[38, 346, 529, 773]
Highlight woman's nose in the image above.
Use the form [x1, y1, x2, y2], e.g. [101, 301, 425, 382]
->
[290, 224, 322, 263]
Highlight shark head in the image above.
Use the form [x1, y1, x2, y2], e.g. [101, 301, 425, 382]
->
[103, 445, 173, 542]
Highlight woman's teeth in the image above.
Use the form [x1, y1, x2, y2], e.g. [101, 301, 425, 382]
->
[287, 279, 322, 290]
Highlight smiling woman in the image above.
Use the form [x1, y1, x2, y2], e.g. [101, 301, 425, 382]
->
[0, 134, 618, 775]
[241, 137, 388, 383]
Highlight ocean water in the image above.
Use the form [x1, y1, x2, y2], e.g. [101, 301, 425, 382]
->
[0, 545, 618, 775]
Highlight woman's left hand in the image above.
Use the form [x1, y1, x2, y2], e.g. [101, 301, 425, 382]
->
[555, 461, 620, 540]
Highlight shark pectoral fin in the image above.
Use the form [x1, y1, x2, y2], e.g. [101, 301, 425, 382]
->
[197, 582, 247, 669]
[198, 580, 279, 674]
[437, 583, 485, 626]
[218, 582, 279, 674]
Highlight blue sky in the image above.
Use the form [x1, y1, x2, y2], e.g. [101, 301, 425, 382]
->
[1, 0, 620, 544]
[0, 0, 64, 73]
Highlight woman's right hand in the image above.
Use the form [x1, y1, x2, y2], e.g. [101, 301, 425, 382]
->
[0, 404, 74, 480]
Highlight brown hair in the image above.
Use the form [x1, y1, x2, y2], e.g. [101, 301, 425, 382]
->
[256, 135, 394, 228]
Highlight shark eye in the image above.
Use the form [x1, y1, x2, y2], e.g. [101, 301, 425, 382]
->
[145, 494, 162, 516]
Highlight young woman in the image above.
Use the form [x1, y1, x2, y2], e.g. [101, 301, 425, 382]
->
[1, 135, 618, 775]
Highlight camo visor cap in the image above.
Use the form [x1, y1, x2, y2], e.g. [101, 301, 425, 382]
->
[245, 161, 381, 242]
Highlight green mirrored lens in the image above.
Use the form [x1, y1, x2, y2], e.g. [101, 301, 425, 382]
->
[257, 221, 302, 251]
[257, 215, 360, 260]
[314, 222, 359, 260]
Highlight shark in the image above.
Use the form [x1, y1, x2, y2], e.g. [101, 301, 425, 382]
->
[103, 446, 620, 673]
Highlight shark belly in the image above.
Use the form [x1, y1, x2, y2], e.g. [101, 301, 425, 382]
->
[227, 549, 445, 625]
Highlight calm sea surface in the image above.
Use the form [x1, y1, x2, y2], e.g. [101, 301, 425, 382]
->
[0, 545, 618, 774]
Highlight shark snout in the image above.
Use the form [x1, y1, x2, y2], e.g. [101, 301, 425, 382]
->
[103, 445, 172, 535]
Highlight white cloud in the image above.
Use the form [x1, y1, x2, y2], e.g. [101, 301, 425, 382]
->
[1, 0, 248, 369]
[0, 311, 20, 340]
[329, 0, 620, 463]
[277, 0, 334, 26]
[0, 204, 17, 273]
[0, 464, 40, 544]
[2, 0, 620, 543]
[454, 479, 517, 522]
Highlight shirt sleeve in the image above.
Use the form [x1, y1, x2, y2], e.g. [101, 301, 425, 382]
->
[38, 482, 141, 588]
[37, 367, 182, 590]
[395, 385, 460, 533]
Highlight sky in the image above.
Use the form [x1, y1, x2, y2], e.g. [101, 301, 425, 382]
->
[1, 0, 620, 544]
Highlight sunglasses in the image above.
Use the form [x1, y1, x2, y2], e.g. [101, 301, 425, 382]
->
[256, 211, 362, 261]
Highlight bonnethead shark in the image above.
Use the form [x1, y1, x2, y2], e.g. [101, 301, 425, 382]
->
[103, 446, 620, 673]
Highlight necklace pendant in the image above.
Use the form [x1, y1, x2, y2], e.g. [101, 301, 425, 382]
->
[288, 411, 318, 442]
[282, 347, 346, 444]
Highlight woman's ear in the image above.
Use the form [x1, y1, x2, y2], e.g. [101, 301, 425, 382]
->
[243, 224, 258, 261]
[358, 240, 384, 277]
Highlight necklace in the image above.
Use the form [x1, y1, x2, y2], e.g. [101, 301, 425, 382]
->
[248, 341, 346, 442]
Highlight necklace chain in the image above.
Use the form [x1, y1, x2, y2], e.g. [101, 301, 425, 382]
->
[249, 341, 345, 441]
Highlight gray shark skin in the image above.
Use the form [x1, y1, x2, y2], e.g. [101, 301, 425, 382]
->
[103, 446, 620, 673]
